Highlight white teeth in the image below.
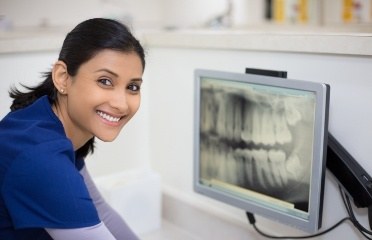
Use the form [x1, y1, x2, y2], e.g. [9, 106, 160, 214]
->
[201, 91, 215, 133]
[237, 149, 254, 183]
[97, 111, 120, 122]
[251, 107, 262, 144]
[215, 93, 227, 137]
[201, 89, 302, 146]
[241, 103, 253, 143]
[268, 149, 288, 187]
[252, 149, 275, 189]
[286, 153, 301, 180]
[274, 113, 292, 145]
[261, 107, 276, 146]
[225, 147, 239, 184]
[232, 98, 242, 142]
[199, 89, 310, 193]
[285, 100, 302, 126]
[233, 148, 248, 185]
[225, 97, 234, 140]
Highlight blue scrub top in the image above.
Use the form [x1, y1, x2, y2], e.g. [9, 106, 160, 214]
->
[0, 96, 100, 240]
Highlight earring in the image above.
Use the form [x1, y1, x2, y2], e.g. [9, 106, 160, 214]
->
[60, 89, 64, 93]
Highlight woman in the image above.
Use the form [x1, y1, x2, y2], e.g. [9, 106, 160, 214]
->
[0, 18, 145, 240]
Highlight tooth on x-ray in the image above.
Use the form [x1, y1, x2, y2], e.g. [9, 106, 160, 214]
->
[268, 149, 288, 187]
[286, 153, 301, 180]
[274, 113, 292, 144]
[261, 107, 276, 146]
[241, 103, 254, 143]
[233, 99, 243, 142]
[253, 149, 276, 189]
[285, 100, 302, 126]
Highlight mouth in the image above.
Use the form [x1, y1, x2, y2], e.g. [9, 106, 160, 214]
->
[96, 110, 123, 123]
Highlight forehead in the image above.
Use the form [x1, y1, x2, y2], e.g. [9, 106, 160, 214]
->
[78, 49, 143, 75]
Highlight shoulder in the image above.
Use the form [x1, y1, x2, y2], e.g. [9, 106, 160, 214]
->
[0, 96, 68, 162]
[0, 97, 99, 229]
[1, 96, 64, 136]
[2, 140, 98, 228]
[7, 139, 77, 180]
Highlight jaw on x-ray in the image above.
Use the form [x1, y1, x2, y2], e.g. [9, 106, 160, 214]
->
[199, 81, 316, 212]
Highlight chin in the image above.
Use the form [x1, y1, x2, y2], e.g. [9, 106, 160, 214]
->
[96, 134, 119, 142]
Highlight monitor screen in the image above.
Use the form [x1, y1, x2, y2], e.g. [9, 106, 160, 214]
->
[193, 69, 330, 233]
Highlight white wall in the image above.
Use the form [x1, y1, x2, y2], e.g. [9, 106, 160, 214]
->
[144, 46, 372, 239]
[0, 0, 165, 29]
[0, 0, 264, 30]
[160, 0, 265, 29]
[0, 52, 58, 118]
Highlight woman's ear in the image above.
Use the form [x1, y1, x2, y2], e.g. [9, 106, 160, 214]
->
[52, 60, 69, 95]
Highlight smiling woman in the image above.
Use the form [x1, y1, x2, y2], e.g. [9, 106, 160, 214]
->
[53, 49, 143, 146]
[0, 18, 145, 240]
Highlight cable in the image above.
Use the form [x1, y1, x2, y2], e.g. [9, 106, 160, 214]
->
[246, 212, 350, 239]
[247, 185, 372, 239]
[339, 185, 372, 239]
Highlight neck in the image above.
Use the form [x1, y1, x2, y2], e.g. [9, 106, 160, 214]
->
[52, 101, 92, 150]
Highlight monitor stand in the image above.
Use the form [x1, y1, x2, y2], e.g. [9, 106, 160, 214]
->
[327, 133, 372, 229]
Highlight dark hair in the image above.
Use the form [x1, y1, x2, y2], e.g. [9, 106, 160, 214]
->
[9, 18, 146, 159]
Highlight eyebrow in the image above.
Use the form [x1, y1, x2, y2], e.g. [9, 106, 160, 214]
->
[96, 68, 119, 77]
[95, 68, 143, 82]
[131, 78, 143, 83]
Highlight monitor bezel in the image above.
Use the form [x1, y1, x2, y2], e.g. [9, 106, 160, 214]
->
[193, 69, 330, 233]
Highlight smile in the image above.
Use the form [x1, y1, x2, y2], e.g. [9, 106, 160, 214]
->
[96, 110, 121, 123]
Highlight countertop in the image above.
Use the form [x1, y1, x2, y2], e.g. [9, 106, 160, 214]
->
[142, 28, 372, 56]
[1, 25, 372, 56]
[140, 220, 201, 240]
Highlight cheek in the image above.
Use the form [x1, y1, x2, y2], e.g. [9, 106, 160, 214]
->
[67, 88, 102, 117]
[129, 95, 141, 114]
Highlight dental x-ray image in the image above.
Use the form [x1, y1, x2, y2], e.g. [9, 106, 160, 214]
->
[199, 78, 316, 212]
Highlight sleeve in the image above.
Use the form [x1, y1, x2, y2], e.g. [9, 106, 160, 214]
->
[46, 222, 116, 240]
[80, 166, 140, 240]
[2, 141, 100, 229]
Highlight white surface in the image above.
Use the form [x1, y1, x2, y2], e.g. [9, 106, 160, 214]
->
[2, 26, 372, 55]
[141, 220, 201, 240]
[142, 28, 372, 56]
[94, 168, 162, 235]
[141, 185, 363, 240]
[0, 26, 67, 53]
[0, 0, 164, 29]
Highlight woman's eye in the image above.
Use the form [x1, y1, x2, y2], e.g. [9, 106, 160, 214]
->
[128, 83, 141, 92]
[97, 78, 113, 87]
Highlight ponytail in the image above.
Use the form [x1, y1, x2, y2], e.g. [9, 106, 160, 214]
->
[9, 72, 55, 111]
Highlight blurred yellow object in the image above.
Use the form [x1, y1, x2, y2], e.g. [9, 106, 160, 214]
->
[273, 0, 286, 22]
[298, 0, 309, 23]
[343, 0, 354, 22]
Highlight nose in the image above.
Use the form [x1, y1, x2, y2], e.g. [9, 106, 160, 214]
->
[109, 89, 129, 113]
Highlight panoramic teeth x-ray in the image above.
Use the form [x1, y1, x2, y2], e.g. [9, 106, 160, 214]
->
[199, 82, 316, 211]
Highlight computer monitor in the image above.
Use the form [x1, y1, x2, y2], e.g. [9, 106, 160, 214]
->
[193, 69, 330, 233]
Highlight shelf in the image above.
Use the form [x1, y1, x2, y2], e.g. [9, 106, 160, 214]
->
[2, 25, 372, 56]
